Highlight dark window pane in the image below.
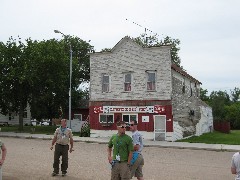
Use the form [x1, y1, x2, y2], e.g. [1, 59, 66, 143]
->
[125, 74, 131, 82]
[123, 115, 129, 123]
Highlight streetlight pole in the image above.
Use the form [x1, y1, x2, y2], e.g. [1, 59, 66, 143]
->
[54, 30, 72, 129]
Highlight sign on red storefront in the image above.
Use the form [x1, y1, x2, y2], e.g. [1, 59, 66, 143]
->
[93, 105, 165, 114]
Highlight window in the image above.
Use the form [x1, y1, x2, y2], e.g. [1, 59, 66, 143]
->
[124, 73, 131, 91]
[74, 114, 82, 121]
[99, 114, 114, 123]
[190, 82, 193, 97]
[182, 85, 185, 94]
[102, 74, 110, 92]
[182, 79, 185, 94]
[122, 114, 138, 124]
[23, 111, 27, 118]
[147, 72, 156, 91]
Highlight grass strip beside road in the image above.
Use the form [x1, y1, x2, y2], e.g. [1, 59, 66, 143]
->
[177, 130, 240, 145]
[0, 125, 80, 136]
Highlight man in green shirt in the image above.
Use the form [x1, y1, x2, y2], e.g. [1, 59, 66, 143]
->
[107, 121, 133, 180]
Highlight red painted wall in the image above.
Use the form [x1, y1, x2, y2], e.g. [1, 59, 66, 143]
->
[89, 103, 173, 132]
[64, 108, 89, 121]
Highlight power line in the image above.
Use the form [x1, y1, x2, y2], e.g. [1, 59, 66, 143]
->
[125, 18, 159, 37]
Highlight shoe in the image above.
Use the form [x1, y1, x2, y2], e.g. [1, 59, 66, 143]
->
[52, 172, 58, 176]
[62, 172, 66, 177]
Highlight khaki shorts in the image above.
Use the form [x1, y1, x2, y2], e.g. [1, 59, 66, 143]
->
[111, 161, 131, 180]
[130, 154, 144, 178]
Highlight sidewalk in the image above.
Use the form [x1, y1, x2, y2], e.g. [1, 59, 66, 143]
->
[0, 131, 240, 152]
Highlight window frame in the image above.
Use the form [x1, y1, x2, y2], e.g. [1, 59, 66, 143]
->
[124, 73, 132, 92]
[122, 114, 138, 124]
[146, 71, 156, 91]
[99, 114, 114, 124]
[102, 74, 110, 92]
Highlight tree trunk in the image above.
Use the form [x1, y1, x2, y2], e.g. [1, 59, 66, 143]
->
[18, 102, 24, 131]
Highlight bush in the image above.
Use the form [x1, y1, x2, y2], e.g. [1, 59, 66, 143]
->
[80, 122, 90, 137]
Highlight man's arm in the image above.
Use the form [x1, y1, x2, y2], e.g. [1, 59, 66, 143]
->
[0, 144, 7, 166]
[50, 136, 57, 150]
[231, 167, 237, 174]
[69, 137, 74, 153]
[127, 151, 133, 165]
[107, 147, 112, 163]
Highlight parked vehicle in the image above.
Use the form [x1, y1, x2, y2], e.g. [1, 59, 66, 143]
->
[41, 121, 49, 126]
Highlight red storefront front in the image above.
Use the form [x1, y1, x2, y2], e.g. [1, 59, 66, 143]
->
[89, 100, 173, 133]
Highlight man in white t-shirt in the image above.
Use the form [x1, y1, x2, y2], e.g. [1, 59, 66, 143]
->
[231, 152, 240, 180]
[129, 120, 144, 180]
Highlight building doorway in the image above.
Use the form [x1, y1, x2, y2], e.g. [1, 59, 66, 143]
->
[154, 115, 166, 141]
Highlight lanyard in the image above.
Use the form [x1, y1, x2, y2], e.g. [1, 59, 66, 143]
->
[116, 134, 122, 154]
[60, 127, 66, 135]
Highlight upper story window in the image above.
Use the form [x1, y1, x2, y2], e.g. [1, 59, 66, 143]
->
[102, 74, 110, 92]
[124, 73, 132, 92]
[147, 71, 156, 91]
[190, 82, 193, 97]
[182, 78, 185, 94]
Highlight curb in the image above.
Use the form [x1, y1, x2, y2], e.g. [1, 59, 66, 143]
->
[0, 134, 238, 152]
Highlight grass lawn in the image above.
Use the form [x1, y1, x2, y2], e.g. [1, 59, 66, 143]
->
[0, 125, 80, 136]
[177, 130, 240, 145]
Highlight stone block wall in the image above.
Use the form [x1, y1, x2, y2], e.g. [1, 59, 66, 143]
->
[171, 70, 201, 137]
[90, 37, 172, 102]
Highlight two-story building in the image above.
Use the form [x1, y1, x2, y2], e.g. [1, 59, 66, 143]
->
[89, 36, 212, 141]
[0, 104, 31, 126]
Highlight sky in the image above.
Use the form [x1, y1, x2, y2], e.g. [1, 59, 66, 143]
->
[1, 0, 239, 95]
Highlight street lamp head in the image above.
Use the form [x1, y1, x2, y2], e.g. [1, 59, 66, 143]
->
[54, 30, 61, 34]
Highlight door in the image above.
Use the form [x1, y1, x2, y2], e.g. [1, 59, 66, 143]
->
[154, 115, 166, 141]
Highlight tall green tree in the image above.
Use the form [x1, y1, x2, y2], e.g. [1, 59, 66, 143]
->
[209, 90, 231, 121]
[26, 38, 69, 121]
[132, 34, 181, 66]
[231, 87, 240, 103]
[225, 102, 240, 129]
[0, 37, 31, 130]
[28, 36, 93, 121]
[0, 35, 93, 128]
[200, 88, 210, 104]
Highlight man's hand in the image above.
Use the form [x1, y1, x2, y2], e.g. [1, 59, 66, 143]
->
[108, 156, 113, 164]
[134, 144, 140, 151]
[69, 147, 74, 153]
[0, 159, 4, 166]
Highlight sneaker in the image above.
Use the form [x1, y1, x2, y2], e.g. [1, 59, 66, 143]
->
[62, 172, 66, 177]
[52, 172, 58, 176]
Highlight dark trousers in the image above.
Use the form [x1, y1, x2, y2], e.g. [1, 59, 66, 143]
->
[53, 144, 69, 173]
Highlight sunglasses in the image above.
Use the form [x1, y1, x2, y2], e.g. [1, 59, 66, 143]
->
[129, 124, 134, 126]
[118, 126, 126, 129]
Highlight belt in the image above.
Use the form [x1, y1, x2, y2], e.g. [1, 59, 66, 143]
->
[56, 143, 68, 146]
[114, 161, 127, 163]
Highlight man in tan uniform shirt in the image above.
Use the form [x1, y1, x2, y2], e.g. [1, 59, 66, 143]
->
[50, 119, 73, 177]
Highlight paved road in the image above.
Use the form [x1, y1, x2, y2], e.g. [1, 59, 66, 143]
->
[1, 137, 235, 180]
